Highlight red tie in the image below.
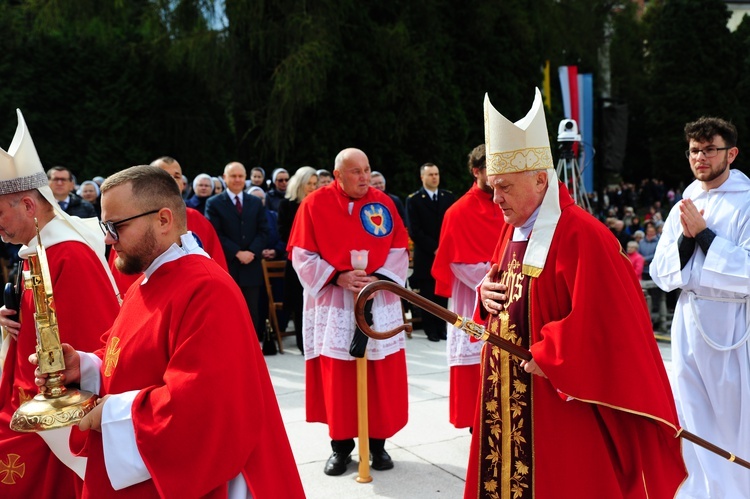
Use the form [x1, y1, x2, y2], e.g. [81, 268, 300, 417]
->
[235, 196, 242, 214]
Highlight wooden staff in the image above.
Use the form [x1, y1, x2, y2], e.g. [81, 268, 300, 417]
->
[355, 280, 750, 471]
[355, 357, 372, 483]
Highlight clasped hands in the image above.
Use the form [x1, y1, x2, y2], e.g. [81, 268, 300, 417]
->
[336, 269, 376, 293]
[679, 199, 706, 238]
[480, 264, 546, 378]
[30, 343, 107, 431]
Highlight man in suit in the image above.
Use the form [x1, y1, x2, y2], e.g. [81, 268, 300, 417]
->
[206, 161, 269, 340]
[47, 166, 97, 218]
[406, 162, 455, 341]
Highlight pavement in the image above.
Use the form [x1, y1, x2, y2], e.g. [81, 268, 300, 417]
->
[264, 328, 673, 499]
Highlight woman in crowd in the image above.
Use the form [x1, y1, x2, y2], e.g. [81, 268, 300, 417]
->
[277, 166, 318, 352]
[212, 176, 225, 195]
[78, 180, 101, 218]
[186, 173, 215, 215]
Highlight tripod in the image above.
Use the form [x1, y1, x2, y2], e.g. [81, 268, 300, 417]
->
[556, 144, 591, 213]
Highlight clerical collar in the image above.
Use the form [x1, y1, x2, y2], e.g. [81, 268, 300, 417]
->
[512, 205, 541, 241]
[142, 232, 210, 283]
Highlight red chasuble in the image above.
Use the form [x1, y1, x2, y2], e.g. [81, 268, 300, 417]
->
[0, 241, 120, 499]
[108, 207, 227, 298]
[72, 255, 304, 498]
[432, 183, 504, 298]
[464, 184, 687, 499]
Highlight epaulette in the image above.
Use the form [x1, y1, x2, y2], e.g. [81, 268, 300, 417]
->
[407, 191, 419, 199]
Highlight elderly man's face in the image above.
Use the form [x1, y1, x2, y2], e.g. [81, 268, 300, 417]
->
[489, 171, 547, 227]
[335, 152, 371, 199]
[223, 163, 247, 194]
[0, 195, 34, 245]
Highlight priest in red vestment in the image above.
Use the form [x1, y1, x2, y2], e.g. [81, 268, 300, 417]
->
[432, 144, 504, 429]
[0, 110, 120, 498]
[287, 148, 410, 476]
[465, 90, 687, 498]
[108, 157, 227, 298]
[36, 166, 304, 498]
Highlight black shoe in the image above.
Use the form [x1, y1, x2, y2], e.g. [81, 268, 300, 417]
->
[371, 449, 394, 470]
[324, 452, 352, 476]
[438, 330, 447, 340]
[426, 333, 440, 342]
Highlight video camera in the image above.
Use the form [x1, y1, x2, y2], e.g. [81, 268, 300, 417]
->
[557, 119, 581, 159]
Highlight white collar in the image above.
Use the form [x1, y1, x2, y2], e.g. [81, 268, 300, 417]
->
[142, 232, 210, 283]
[512, 205, 541, 241]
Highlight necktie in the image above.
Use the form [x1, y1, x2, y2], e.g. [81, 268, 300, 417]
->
[235, 196, 242, 214]
[60, 201, 68, 211]
[433, 193, 438, 203]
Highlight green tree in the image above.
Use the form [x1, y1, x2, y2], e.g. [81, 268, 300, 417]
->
[644, 0, 740, 185]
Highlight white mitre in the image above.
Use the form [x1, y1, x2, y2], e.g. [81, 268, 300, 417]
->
[484, 88, 561, 277]
[0, 109, 119, 296]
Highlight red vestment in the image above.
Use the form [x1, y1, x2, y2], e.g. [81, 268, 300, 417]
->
[288, 182, 409, 439]
[432, 183, 504, 429]
[72, 255, 303, 498]
[464, 184, 687, 498]
[0, 240, 120, 498]
[108, 207, 227, 297]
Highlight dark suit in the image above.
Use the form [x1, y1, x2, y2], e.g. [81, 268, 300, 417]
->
[205, 191, 269, 339]
[405, 187, 455, 340]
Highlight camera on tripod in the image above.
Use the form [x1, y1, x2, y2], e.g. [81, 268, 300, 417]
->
[557, 119, 581, 159]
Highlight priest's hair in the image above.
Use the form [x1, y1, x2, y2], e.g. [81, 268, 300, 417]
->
[101, 165, 187, 230]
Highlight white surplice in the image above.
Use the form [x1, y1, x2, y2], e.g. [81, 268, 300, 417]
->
[650, 169, 750, 498]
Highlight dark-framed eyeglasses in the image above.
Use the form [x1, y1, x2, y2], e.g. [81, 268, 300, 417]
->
[99, 209, 160, 241]
[685, 146, 731, 159]
[276, 178, 289, 183]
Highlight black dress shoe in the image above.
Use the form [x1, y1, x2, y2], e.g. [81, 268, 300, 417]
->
[426, 333, 440, 342]
[324, 452, 352, 476]
[371, 449, 394, 470]
[438, 330, 447, 340]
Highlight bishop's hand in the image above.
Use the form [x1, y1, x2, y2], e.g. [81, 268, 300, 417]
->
[480, 264, 507, 315]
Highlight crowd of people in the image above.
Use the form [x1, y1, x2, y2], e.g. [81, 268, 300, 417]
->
[0, 93, 746, 497]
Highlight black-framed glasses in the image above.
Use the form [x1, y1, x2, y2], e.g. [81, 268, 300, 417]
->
[100, 209, 160, 241]
[685, 146, 731, 159]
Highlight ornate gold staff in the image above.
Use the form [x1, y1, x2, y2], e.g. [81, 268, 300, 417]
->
[355, 280, 750, 471]
[10, 220, 97, 432]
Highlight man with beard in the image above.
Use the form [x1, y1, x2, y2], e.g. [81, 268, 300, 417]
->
[651, 116, 750, 497]
[35, 165, 304, 498]
[0, 110, 120, 498]
[431, 144, 504, 430]
[107, 157, 226, 298]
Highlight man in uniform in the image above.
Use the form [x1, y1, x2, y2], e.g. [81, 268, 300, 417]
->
[431, 144, 503, 429]
[287, 148, 409, 476]
[0, 110, 120, 498]
[406, 163, 454, 341]
[469, 90, 686, 498]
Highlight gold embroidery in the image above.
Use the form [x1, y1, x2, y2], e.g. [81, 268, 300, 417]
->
[104, 337, 121, 377]
[487, 147, 554, 175]
[0, 454, 25, 485]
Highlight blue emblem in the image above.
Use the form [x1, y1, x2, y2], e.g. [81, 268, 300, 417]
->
[359, 203, 393, 237]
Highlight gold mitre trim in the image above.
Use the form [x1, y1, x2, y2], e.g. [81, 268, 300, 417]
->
[0, 110, 48, 195]
[484, 88, 553, 176]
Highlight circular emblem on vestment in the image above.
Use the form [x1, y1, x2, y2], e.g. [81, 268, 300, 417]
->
[359, 203, 393, 237]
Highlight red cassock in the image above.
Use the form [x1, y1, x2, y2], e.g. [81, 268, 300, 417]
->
[71, 255, 304, 498]
[432, 183, 504, 428]
[288, 182, 410, 439]
[0, 241, 120, 499]
[108, 207, 227, 298]
[464, 184, 687, 498]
